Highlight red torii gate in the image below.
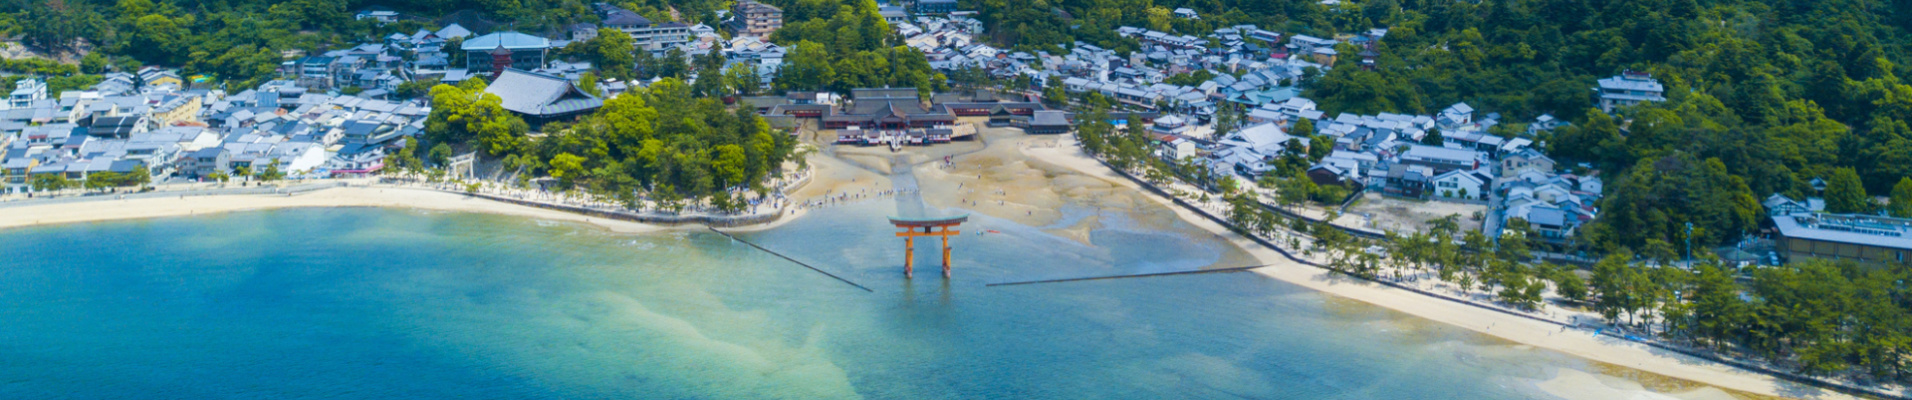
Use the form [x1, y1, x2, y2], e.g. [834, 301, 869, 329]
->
[889, 214, 968, 278]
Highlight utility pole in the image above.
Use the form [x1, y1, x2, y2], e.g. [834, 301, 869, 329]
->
[1683, 222, 1694, 264]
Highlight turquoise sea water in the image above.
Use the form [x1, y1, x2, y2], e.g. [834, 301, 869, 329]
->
[0, 205, 1601, 399]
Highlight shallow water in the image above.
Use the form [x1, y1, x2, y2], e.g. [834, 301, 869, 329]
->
[0, 205, 1616, 399]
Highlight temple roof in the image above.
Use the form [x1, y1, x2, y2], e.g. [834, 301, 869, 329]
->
[484, 69, 603, 117]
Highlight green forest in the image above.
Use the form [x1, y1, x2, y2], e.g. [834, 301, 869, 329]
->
[402, 77, 797, 211]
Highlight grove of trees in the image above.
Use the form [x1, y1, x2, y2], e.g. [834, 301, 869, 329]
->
[766, 0, 947, 95]
[421, 77, 796, 211]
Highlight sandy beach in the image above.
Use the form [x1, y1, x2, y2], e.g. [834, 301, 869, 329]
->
[0, 186, 667, 234]
[838, 126, 1831, 399]
[1013, 134, 1859, 400]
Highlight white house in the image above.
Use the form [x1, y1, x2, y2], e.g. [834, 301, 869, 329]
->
[271, 142, 329, 174]
[1431, 168, 1491, 201]
[1597, 71, 1666, 112]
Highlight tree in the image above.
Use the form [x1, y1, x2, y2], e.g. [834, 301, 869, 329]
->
[1307, 134, 1333, 161]
[591, 28, 636, 81]
[30, 174, 70, 192]
[1591, 249, 1639, 324]
[1824, 167, 1870, 213]
[387, 136, 423, 172]
[1642, 239, 1680, 265]
[394, 79, 439, 99]
[722, 63, 762, 96]
[775, 41, 835, 92]
[656, 48, 689, 79]
[84, 171, 119, 191]
[1889, 177, 1912, 217]
[1550, 267, 1589, 302]
[1422, 127, 1444, 145]
[577, 72, 603, 97]
[425, 80, 528, 157]
[123, 165, 150, 187]
[428, 143, 453, 167]
[549, 152, 586, 188]
[1042, 75, 1067, 106]
[255, 163, 283, 181]
[712, 144, 748, 188]
[691, 64, 730, 97]
[1293, 118, 1316, 137]
[122, 14, 190, 66]
[79, 52, 106, 74]
[1687, 262, 1744, 349]
[1592, 155, 1760, 251]
[632, 46, 656, 79]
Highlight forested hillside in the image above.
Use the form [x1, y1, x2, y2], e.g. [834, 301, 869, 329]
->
[976, 0, 1912, 252]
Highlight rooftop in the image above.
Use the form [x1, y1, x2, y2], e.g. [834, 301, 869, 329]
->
[461, 31, 552, 51]
[1774, 213, 1912, 251]
[484, 69, 603, 117]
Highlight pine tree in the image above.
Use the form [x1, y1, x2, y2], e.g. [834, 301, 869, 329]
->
[1825, 167, 1870, 213]
[1888, 177, 1912, 217]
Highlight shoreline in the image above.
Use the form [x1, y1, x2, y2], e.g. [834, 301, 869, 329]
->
[0, 186, 670, 234]
[0, 130, 1881, 399]
[1018, 135, 1866, 400]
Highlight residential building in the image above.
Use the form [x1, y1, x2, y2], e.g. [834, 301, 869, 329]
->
[180, 147, 230, 179]
[593, 3, 693, 51]
[915, 0, 957, 14]
[569, 23, 600, 41]
[730, 0, 784, 39]
[1499, 147, 1555, 178]
[1596, 71, 1666, 113]
[295, 56, 339, 88]
[139, 67, 184, 89]
[1382, 164, 1433, 198]
[1399, 144, 1484, 174]
[355, 7, 401, 23]
[1764, 194, 1825, 216]
[88, 115, 148, 139]
[1288, 35, 1336, 56]
[879, 6, 909, 24]
[8, 79, 46, 109]
[1310, 47, 1337, 65]
[1430, 168, 1491, 201]
[151, 95, 202, 126]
